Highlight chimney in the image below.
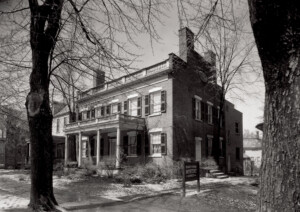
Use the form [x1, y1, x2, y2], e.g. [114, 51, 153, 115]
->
[93, 70, 105, 88]
[204, 50, 217, 83]
[179, 27, 194, 62]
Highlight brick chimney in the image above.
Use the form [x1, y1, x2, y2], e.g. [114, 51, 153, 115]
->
[179, 27, 194, 62]
[93, 70, 105, 88]
[204, 50, 217, 83]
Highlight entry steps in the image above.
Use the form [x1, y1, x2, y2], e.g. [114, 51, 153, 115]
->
[209, 169, 229, 179]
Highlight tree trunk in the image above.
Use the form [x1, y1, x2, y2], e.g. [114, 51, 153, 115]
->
[248, 1, 300, 211]
[27, 0, 64, 210]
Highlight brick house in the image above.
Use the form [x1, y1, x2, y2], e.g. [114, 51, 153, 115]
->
[0, 107, 29, 169]
[59, 27, 243, 173]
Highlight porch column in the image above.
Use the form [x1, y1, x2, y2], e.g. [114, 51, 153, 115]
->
[96, 129, 101, 166]
[78, 132, 82, 167]
[116, 127, 121, 169]
[64, 135, 69, 165]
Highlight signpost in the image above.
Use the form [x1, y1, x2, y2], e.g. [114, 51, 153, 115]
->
[182, 161, 200, 197]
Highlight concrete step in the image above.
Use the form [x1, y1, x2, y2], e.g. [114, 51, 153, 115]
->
[212, 172, 224, 176]
[216, 175, 229, 179]
[209, 169, 221, 173]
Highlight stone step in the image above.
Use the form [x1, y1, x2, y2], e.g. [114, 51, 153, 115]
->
[209, 169, 221, 173]
[216, 175, 229, 179]
[212, 172, 224, 176]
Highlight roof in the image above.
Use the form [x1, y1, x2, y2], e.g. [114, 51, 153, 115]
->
[243, 138, 262, 150]
[54, 105, 69, 117]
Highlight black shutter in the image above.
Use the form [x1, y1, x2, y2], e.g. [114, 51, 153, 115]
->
[192, 98, 196, 119]
[137, 133, 142, 155]
[137, 97, 142, 116]
[161, 133, 167, 155]
[123, 135, 128, 155]
[91, 108, 95, 118]
[161, 90, 166, 113]
[145, 132, 150, 155]
[100, 138, 104, 156]
[118, 103, 121, 113]
[100, 106, 104, 116]
[145, 95, 149, 116]
[106, 105, 111, 115]
[123, 101, 128, 115]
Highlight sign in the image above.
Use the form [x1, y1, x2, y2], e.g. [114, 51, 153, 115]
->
[182, 161, 200, 197]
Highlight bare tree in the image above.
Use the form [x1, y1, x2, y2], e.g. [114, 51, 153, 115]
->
[248, 0, 300, 211]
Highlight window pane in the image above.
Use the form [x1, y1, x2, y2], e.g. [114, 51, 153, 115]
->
[150, 92, 161, 114]
[112, 104, 118, 114]
[150, 133, 161, 154]
[129, 98, 138, 116]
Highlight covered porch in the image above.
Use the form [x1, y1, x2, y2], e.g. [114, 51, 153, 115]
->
[64, 114, 145, 169]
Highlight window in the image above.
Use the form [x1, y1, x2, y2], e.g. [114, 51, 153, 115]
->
[111, 104, 118, 114]
[100, 106, 105, 116]
[128, 135, 137, 156]
[208, 104, 213, 124]
[150, 132, 167, 156]
[91, 108, 95, 118]
[129, 98, 138, 116]
[150, 92, 161, 114]
[236, 147, 240, 160]
[235, 122, 239, 134]
[193, 98, 201, 120]
[87, 110, 90, 119]
[207, 137, 213, 156]
[106, 105, 111, 115]
[56, 118, 60, 133]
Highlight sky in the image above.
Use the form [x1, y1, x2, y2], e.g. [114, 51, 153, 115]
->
[0, 0, 265, 133]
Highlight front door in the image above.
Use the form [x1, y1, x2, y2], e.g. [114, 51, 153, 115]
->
[195, 137, 202, 162]
[109, 138, 116, 158]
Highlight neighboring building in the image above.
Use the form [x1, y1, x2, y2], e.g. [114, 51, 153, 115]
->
[60, 27, 243, 173]
[225, 101, 243, 174]
[0, 107, 29, 169]
[243, 131, 262, 176]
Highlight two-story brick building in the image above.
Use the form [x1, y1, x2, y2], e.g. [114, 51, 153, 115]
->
[59, 27, 243, 173]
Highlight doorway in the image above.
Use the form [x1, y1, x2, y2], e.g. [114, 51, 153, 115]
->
[195, 137, 202, 162]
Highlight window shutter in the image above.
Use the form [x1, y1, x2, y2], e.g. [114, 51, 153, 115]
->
[137, 97, 142, 116]
[118, 103, 121, 113]
[106, 105, 111, 115]
[161, 90, 166, 113]
[123, 135, 128, 155]
[101, 106, 105, 116]
[123, 101, 128, 115]
[161, 133, 167, 155]
[145, 133, 150, 155]
[91, 108, 95, 118]
[145, 95, 149, 116]
[137, 133, 142, 155]
[192, 98, 196, 119]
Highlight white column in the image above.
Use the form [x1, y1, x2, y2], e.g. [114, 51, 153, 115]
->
[96, 130, 101, 166]
[78, 132, 82, 167]
[116, 127, 121, 169]
[64, 135, 69, 165]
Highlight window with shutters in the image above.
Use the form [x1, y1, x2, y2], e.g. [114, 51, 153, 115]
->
[149, 132, 167, 156]
[195, 99, 201, 120]
[148, 90, 166, 115]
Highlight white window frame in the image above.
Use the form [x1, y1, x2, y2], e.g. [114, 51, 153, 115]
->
[150, 91, 161, 115]
[128, 97, 138, 116]
[150, 132, 162, 157]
